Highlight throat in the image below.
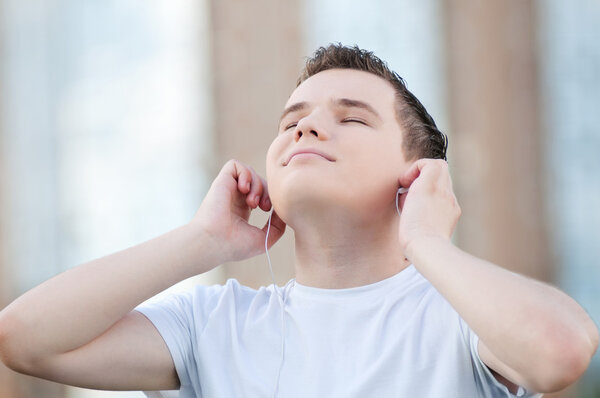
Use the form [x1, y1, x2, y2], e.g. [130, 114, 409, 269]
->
[293, 231, 409, 289]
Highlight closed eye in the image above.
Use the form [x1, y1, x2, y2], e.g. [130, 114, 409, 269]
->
[284, 122, 298, 130]
[341, 118, 368, 125]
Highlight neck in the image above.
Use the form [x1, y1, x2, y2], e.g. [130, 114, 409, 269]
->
[291, 207, 409, 289]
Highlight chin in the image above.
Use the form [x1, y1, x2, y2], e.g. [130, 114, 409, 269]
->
[272, 191, 330, 223]
[274, 187, 367, 229]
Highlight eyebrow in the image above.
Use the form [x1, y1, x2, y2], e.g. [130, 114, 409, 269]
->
[279, 101, 308, 124]
[334, 98, 381, 121]
[278, 97, 382, 125]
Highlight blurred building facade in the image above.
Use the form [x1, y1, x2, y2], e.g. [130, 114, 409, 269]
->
[0, 1, 598, 397]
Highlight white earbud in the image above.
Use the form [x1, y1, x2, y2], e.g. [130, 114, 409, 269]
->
[396, 187, 408, 217]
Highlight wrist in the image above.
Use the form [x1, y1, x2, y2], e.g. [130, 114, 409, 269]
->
[404, 235, 453, 264]
[180, 222, 223, 277]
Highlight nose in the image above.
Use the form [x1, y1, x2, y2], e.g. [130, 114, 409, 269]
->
[294, 113, 329, 142]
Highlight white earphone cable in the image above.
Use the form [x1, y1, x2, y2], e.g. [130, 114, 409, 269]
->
[396, 187, 408, 217]
[265, 211, 293, 398]
[266, 188, 405, 397]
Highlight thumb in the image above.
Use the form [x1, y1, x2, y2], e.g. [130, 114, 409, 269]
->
[262, 210, 287, 249]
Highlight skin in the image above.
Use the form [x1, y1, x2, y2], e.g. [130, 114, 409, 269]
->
[0, 69, 597, 394]
[267, 69, 412, 288]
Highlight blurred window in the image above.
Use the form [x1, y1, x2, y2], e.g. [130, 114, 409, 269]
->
[302, 0, 448, 133]
[0, 0, 212, 317]
[538, 0, 600, 380]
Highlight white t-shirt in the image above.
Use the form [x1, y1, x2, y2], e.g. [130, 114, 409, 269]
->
[136, 265, 542, 398]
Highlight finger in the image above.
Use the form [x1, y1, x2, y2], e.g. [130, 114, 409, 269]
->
[262, 210, 286, 249]
[259, 195, 272, 212]
[258, 178, 272, 211]
[398, 159, 424, 188]
[399, 158, 444, 189]
[225, 159, 251, 194]
[439, 161, 454, 192]
[236, 163, 252, 195]
[431, 160, 454, 196]
[246, 167, 264, 208]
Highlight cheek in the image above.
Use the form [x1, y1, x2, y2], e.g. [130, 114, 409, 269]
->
[266, 135, 284, 166]
[266, 137, 285, 196]
[351, 141, 397, 169]
[344, 145, 402, 192]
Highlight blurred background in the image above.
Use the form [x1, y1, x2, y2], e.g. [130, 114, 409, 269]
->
[0, 0, 598, 397]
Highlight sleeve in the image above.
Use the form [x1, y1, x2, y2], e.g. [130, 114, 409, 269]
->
[142, 391, 179, 398]
[463, 324, 543, 398]
[134, 284, 225, 398]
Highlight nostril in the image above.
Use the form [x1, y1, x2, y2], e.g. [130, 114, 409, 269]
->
[310, 130, 318, 137]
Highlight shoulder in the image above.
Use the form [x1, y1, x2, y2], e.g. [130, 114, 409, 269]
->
[138, 278, 271, 324]
[186, 279, 282, 320]
[400, 269, 470, 338]
[399, 267, 455, 313]
[183, 278, 269, 310]
[136, 278, 281, 342]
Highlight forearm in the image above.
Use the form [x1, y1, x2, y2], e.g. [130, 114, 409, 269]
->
[406, 237, 599, 387]
[0, 223, 218, 361]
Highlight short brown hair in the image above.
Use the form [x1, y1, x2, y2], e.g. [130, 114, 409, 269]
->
[298, 43, 448, 161]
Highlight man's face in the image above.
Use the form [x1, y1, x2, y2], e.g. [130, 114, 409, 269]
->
[266, 68, 410, 224]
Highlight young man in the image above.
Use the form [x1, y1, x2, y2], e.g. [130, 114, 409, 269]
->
[0, 44, 597, 397]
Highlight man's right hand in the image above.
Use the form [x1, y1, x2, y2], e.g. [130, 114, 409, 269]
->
[192, 159, 286, 265]
[0, 159, 286, 391]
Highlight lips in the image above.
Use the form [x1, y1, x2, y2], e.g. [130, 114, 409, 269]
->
[284, 149, 335, 166]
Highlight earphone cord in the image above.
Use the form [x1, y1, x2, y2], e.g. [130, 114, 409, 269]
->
[266, 188, 404, 397]
[265, 211, 280, 300]
[265, 211, 292, 398]
[396, 186, 407, 217]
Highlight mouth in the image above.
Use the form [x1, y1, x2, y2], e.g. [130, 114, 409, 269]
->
[283, 150, 335, 166]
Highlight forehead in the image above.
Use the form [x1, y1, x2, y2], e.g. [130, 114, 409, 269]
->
[286, 69, 397, 113]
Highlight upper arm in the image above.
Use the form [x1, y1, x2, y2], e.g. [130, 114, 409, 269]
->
[28, 310, 179, 391]
[478, 339, 524, 394]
